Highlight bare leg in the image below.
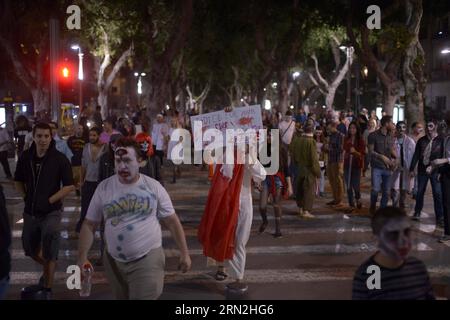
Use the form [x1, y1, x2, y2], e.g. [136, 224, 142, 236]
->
[259, 185, 269, 233]
[273, 189, 283, 237]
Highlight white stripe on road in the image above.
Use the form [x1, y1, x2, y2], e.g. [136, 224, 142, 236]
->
[9, 265, 450, 286]
[10, 242, 433, 260]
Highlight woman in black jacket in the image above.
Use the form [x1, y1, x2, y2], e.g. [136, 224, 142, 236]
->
[0, 184, 11, 300]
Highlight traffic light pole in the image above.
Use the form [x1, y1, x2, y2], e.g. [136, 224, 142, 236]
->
[49, 18, 61, 124]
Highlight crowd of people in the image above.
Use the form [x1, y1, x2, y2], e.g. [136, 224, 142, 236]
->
[0, 104, 449, 300]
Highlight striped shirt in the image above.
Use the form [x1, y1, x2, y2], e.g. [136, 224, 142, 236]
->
[352, 254, 435, 300]
[327, 132, 344, 163]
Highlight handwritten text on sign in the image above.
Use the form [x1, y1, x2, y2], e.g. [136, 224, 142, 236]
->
[190, 105, 263, 150]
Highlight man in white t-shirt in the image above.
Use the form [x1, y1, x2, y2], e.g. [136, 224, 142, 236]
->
[77, 138, 191, 300]
[278, 110, 295, 146]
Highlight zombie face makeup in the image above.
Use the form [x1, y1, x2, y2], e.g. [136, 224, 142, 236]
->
[115, 147, 140, 184]
[378, 218, 412, 261]
[426, 122, 436, 135]
[396, 122, 407, 136]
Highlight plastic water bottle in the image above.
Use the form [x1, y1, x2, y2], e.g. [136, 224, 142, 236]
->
[79, 264, 93, 297]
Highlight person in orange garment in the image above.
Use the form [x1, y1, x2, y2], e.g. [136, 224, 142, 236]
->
[198, 145, 266, 292]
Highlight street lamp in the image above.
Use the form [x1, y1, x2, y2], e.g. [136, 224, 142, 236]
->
[339, 45, 354, 110]
[134, 72, 146, 106]
[292, 71, 300, 80]
[441, 48, 450, 54]
[71, 44, 84, 114]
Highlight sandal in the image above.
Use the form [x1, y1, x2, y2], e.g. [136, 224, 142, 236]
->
[215, 270, 228, 281]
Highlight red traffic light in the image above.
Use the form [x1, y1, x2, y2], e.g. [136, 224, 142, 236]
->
[62, 67, 69, 78]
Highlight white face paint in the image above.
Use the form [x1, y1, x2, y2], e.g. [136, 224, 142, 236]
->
[378, 218, 412, 261]
[115, 147, 140, 184]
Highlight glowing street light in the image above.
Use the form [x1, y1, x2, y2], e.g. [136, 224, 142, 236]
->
[441, 48, 450, 54]
[71, 44, 84, 113]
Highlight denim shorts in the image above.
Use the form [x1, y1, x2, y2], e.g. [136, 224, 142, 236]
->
[264, 175, 283, 190]
[22, 211, 61, 261]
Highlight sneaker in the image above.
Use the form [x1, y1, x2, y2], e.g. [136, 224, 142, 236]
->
[411, 213, 421, 221]
[438, 235, 450, 244]
[226, 281, 248, 292]
[273, 232, 283, 238]
[297, 208, 304, 217]
[356, 201, 362, 209]
[332, 202, 345, 208]
[301, 211, 315, 219]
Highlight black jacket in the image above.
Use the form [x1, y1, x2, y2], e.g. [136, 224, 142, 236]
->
[0, 184, 11, 280]
[14, 140, 74, 217]
[410, 135, 445, 175]
[139, 155, 163, 183]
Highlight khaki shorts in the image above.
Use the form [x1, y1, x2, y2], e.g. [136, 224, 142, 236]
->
[103, 247, 165, 300]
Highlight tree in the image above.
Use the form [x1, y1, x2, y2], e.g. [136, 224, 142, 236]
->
[140, 0, 194, 118]
[0, 0, 62, 115]
[403, 0, 425, 125]
[306, 27, 354, 109]
[347, 0, 405, 116]
[77, 0, 137, 119]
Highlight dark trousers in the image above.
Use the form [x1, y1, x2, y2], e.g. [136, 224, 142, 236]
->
[441, 173, 450, 236]
[415, 173, 443, 221]
[0, 151, 12, 178]
[344, 166, 361, 207]
[77, 181, 98, 232]
[153, 145, 164, 166]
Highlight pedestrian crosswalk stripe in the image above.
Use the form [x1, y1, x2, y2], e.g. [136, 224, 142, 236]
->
[10, 242, 433, 260]
[9, 265, 450, 286]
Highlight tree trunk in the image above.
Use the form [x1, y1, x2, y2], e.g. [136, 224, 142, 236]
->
[403, 0, 425, 126]
[326, 87, 337, 109]
[383, 86, 399, 116]
[31, 88, 49, 115]
[277, 70, 289, 114]
[98, 90, 108, 118]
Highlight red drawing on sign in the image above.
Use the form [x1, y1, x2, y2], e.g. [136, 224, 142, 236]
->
[239, 117, 253, 125]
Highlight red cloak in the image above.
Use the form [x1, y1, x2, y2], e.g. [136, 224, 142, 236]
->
[198, 163, 245, 262]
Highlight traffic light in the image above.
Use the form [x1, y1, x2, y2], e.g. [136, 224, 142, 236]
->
[62, 67, 69, 78]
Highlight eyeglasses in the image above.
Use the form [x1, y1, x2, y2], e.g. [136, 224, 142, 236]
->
[427, 124, 435, 129]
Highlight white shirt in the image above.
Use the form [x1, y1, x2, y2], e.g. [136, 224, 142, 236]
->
[278, 118, 295, 145]
[0, 129, 10, 152]
[86, 174, 175, 262]
[151, 122, 169, 151]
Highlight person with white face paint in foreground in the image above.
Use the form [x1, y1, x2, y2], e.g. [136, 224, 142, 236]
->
[352, 207, 435, 300]
[77, 138, 191, 300]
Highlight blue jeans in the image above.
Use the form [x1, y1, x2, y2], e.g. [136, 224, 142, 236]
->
[0, 276, 9, 300]
[415, 173, 443, 221]
[370, 167, 392, 209]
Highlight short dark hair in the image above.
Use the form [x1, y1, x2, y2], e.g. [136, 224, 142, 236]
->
[89, 126, 102, 136]
[33, 122, 52, 136]
[115, 137, 142, 159]
[285, 110, 293, 117]
[49, 121, 58, 129]
[304, 124, 314, 134]
[411, 122, 419, 129]
[380, 115, 393, 127]
[371, 206, 407, 235]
